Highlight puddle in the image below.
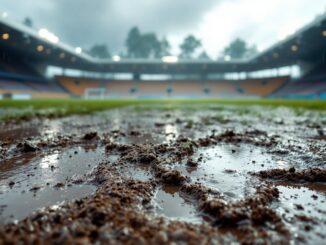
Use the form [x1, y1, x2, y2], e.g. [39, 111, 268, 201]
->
[175, 144, 280, 200]
[0, 145, 108, 224]
[118, 163, 152, 181]
[154, 185, 201, 224]
[274, 183, 326, 244]
[0, 185, 95, 224]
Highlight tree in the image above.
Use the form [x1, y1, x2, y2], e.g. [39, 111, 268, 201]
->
[244, 45, 258, 59]
[223, 38, 247, 59]
[126, 27, 142, 58]
[179, 35, 201, 59]
[23, 17, 33, 28]
[89, 44, 110, 59]
[125, 26, 171, 59]
[159, 38, 171, 57]
[198, 51, 211, 60]
[140, 33, 160, 58]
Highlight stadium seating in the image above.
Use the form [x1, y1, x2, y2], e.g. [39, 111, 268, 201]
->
[56, 76, 100, 97]
[0, 78, 69, 99]
[0, 59, 41, 77]
[53, 75, 293, 98]
[136, 81, 170, 98]
[271, 79, 326, 99]
[106, 80, 136, 97]
[170, 81, 205, 97]
[26, 81, 65, 93]
[240, 77, 288, 97]
[0, 79, 32, 91]
[206, 81, 238, 97]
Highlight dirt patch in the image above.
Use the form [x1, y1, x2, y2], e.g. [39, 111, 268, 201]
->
[252, 168, 326, 183]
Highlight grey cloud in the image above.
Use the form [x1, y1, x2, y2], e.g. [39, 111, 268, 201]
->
[1, 0, 227, 52]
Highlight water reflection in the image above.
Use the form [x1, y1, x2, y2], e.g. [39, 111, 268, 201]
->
[175, 144, 276, 200]
[0, 146, 106, 224]
[154, 185, 201, 224]
[164, 124, 178, 143]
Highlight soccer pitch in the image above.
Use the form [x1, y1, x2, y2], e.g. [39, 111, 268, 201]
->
[0, 98, 325, 121]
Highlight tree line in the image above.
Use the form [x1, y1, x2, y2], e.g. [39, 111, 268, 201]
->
[22, 17, 257, 61]
[89, 26, 257, 61]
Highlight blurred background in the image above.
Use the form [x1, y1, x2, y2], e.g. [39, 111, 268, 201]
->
[0, 0, 325, 100]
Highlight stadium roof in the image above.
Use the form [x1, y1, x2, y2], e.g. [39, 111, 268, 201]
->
[250, 12, 326, 69]
[0, 13, 325, 74]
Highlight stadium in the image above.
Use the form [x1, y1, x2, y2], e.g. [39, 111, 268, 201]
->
[0, 11, 325, 100]
[0, 1, 325, 244]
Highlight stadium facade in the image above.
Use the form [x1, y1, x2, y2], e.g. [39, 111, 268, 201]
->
[0, 12, 325, 99]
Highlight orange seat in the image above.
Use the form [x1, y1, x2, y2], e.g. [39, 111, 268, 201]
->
[56, 76, 100, 96]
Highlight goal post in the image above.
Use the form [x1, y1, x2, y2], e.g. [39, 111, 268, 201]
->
[84, 88, 107, 99]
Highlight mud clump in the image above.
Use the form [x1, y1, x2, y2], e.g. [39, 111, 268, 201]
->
[119, 144, 158, 164]
[8, 181, 15, 187]
[16, 141, 38, 153]
[212, 130, 278, 147]
[252, 168, 326, 183]
[198, 186, 281, 226]
[186, 158, 198, 167]
[83, 132, 99, 140]
[105, 142, 131, 152]
[180, 183, 213, 201]
[129, 130, 141, 136]
[54, 182, 65, 189]
[173, 137, 197, 158]
[29, 186, 41, 192]
[154, 122, 165, 127]
[156, 169, 188, 185]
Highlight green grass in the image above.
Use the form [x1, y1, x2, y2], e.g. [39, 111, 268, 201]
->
[0, 99, 325, 121]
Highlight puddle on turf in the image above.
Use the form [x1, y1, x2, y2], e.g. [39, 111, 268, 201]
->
[0, 145, 108, 224]
[175, 144, 282, 200]
[154, 185, 201, 224]
[273, 182, 326, 244]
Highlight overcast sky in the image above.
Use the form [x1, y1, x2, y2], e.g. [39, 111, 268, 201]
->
[1, 0, 325, 57]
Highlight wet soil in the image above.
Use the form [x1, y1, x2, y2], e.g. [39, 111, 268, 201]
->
[0, 105, 325, 244]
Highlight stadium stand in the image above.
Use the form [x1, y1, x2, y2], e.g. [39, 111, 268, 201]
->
[0, 79, 31, 91]
[26, 81, 66, 93]
[0, 79, 69, 99]
[169, 81, 205, 98]
[206, 81, 238, 97]
[0, 59, 41, 77]
[240, 77, 289, 97]
[270, 65, 326, 99]
[0, 57, 69, 99]
[56, 76, 100, 97]
[136, 81, 169, 98]
[106, 80, 136, 97]
[0, 12, 326, 100]
[272, 79, 326, 99]
[53, 75, 291, 98]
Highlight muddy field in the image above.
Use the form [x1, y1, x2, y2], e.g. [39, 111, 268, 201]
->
[0, 104, 325, 244]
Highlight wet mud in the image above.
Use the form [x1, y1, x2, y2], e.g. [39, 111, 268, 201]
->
[0, 105, 325, 244]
